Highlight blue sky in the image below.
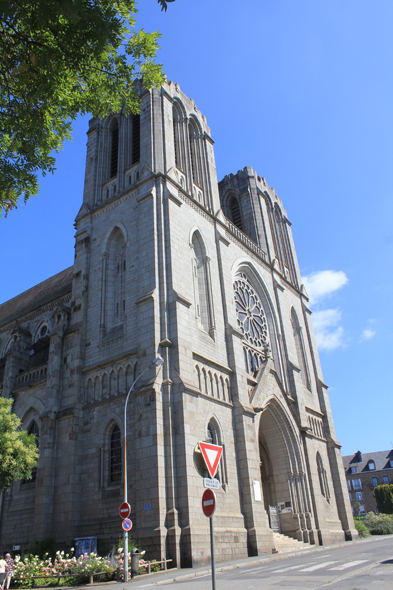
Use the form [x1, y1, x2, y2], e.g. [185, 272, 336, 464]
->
[1, 0, 392, 456]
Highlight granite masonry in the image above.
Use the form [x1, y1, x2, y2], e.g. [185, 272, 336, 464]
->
[0, 80, 356, 566]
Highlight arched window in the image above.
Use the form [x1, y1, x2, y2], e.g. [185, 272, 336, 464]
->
[110, 119, 119, 178]
[317, 452, 330, 502]
[109, 425, 122, 483]
[86, 379, 93, 403]
[126, 365, 133, 391]
[94, 376, 100, 401]
[131, 114, 140, 164]
[109, 370, 116, 396]
[173, 102, 185, 173]
[103, 227, 126, 331]
[23, 421, 39, 483]
[192, 232, 214, 336]
[206, 419, 227, 485]
[188, 119, 202, 187]
[291, 309, 311, 391]
[230, 196, 243, 230]
[118, 367, 125, 393]
[102, 373, 108, 398]
[266, 200, 298, 287]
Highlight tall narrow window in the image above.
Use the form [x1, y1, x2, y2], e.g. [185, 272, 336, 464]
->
[291, 308, 311, 391]
[188, 118, 203, 189]
[206, 419, 227, 485]
[104, 227, 126, 331]
[192, 232, 213, 335]
[189, 124, 196, 184]
[131, 114, 140, 164]
[173, 103, 185, 172]
[317, 452, 330, 502]
[230, 196, 243, 230]
[110, 120, 119, 178]
[110, 425, 122, 483]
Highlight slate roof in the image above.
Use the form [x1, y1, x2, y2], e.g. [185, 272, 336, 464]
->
[0, 267, 73, 328]
[342, 450, 393, 475]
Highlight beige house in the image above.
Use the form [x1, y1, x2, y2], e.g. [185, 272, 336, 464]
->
[0, 80, 356, 566]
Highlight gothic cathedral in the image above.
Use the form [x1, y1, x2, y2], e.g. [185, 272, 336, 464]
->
[0, 80, 356, 566]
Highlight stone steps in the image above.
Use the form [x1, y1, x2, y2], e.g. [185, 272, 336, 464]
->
[272, 531, 311, 553]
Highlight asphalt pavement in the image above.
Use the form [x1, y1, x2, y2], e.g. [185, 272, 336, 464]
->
[65, 535, 393, 590]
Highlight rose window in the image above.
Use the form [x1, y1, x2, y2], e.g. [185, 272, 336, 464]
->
[234, 275, 268, 348]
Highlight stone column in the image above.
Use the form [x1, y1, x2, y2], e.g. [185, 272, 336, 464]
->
[34, 307, 69, 539]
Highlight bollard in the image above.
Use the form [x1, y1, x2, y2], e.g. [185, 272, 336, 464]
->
[131, 548, 140, 578]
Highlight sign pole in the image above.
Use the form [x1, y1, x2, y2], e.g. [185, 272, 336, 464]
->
[209, 515, 216, 590]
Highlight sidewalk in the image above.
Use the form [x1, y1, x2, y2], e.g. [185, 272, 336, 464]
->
[56, 535, 391, 589]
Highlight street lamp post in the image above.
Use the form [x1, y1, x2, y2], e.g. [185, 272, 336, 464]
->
[123, 356, 164, 582]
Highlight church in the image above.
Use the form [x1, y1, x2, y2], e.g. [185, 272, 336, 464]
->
[0, 80, 356, 567]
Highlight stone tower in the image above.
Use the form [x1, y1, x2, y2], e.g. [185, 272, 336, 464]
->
[0, 80, 356, 566]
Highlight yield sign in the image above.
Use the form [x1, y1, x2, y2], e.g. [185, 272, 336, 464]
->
[198, 441, 222, 479]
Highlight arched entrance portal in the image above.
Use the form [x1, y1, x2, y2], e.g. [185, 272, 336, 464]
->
[258, 399, 313, 543]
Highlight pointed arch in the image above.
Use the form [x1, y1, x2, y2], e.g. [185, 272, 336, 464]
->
[126, 364, 134, 391]
[94, 376, 100, 401]
[259, 395, 312, 521]
[233, 262, 283, 381]
[205, 414, 227, 485]
[195, 365, 201, 391]
[317, 451, 330, 502]
[109, 370, 117, 396]
[86, 378, 93, 403]
[291, 307, 311, 391]
[191, 230, 214, 336]
[100, 225, 127, 332]
[173, 99, 187, 173]
[117, 367, 125, 394]
[102, 373, 109, 399]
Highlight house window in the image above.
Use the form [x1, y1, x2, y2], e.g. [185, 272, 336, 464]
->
[109, 425, 122, 483]
[347, 479, 351, 491]
[383, 476, 389, 485]
[352, 479, 362, 490]
[368, 461, 376, 470]
[356, 492, 363, 501]
[390, 460, 393, 468]
[349, 493, 352, 501]
[351, 466, 358, 474]
[372, 477, 378, 487]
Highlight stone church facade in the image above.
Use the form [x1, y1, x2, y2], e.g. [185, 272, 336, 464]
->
[0, 80, 356, 566]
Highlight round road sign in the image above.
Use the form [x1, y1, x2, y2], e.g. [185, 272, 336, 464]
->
[202, 488, 216, 517]
[119, 502, 131, 519]
[122, 518, 133, 531]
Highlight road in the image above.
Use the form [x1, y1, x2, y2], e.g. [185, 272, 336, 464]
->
[129, 536, 393, 589]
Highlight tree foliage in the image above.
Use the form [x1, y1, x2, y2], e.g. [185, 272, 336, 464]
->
[0, 0, 173, 216]
[375, 484, 393, 515]
[0, 397, 39, 491]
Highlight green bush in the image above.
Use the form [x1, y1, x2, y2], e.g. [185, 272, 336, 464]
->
[375, 485, 393, 515]
[354, 518, 369, 538]
[365, 512, 393, 535]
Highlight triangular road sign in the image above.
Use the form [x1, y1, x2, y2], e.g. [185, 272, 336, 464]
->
[199, 441, 223, 479]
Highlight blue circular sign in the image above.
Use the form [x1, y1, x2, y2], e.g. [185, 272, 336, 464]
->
[122, 518, 132, 531]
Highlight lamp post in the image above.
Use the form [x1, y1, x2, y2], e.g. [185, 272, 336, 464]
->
[123, 355, 164, 582]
